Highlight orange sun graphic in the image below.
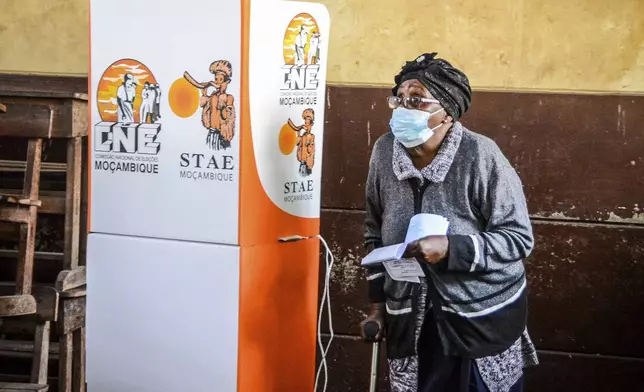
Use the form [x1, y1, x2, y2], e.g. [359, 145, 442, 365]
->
[168, 77, 200, 118]
[279, 123, 298, 155]
[96, 59, 157, 122]
[283, 13, 320, 65]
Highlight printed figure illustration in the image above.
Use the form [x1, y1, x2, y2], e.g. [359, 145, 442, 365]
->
[294, 26, 309, 66]
[308, 32, 321, 65]
[153, 83, 162, 122]
[135, 81, 163, 124]
[96, 59, 160, 124]
[140, 82, 154, 123]
[287, 108, 316, 177]
[116, 73, 137, 123]
[283, 13, 321, 66]
[184, 60, 236, 150]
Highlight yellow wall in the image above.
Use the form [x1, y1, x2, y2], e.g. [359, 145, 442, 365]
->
[315, 0, 644, 92]
[1, 0, 643, 92]
[0, 0, 88, 77]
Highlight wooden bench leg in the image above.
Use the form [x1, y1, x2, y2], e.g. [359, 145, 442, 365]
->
[15, 138, 43, 295]
[30, 321, 50, 385]
[59, 333, 73, 392]
[63, 137, 82, 271]
[72, 327, 86, 392]
[79, 140, 88, 267]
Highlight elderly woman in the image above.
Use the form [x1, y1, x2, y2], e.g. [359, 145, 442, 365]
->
[360, 53, 538, 392]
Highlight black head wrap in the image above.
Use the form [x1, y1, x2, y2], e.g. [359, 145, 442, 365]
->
[392, 52, 472, 120]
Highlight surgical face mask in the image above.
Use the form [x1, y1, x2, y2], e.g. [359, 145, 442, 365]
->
[389, 107, 445, 148]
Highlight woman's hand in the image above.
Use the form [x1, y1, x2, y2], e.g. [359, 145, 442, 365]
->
[359, 303, 385, 343]
[402, 235, 449, 264]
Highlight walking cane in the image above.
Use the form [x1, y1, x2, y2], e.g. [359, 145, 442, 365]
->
[363, 320, 381, 392]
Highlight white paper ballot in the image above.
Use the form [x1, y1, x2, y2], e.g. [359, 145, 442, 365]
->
[361, 214, 450, 282]
[404, 213, 450, 244]
[361, 213, 450, 268]
[360, 243, 406, 266]
[382, 259, 425, 283]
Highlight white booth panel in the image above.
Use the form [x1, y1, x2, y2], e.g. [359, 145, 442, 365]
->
[87, 233, 240, 392]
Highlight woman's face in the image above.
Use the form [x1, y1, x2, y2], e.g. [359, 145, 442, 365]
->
[396, 79, 452, 157]
[395, 79, 448, 130]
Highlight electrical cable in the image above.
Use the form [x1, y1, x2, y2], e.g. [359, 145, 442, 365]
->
[313, 234, 334, 392]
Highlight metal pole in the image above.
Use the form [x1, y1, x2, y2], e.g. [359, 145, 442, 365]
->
[369, 341, 380, 392]
[363, 320, 381, 392]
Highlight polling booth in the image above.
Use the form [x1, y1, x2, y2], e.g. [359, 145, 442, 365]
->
[86, 0, 330, 391]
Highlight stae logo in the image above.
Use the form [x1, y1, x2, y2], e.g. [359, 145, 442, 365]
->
[279, 108, 316, 178]
[169, 60, 237, 183]
[175, 60, 236, 151]
[279, 108, 316, 203]
[94, 59, 162, 175]
[280, 13, 321, 107]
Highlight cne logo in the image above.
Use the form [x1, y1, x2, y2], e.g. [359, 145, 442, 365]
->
[93, 59, 162, 175]
[95, 124, 161, 155]
[281, 13, 321, 92]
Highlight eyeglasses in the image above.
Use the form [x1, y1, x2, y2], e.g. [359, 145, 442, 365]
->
[387, 96, 440, 110]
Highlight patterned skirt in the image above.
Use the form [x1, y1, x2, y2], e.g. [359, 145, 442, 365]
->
[417, 310, 524, 392]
